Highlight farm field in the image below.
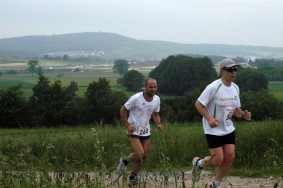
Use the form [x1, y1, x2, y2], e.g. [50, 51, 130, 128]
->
[0, 57, 154, 97]
[1, 57, 282, 100]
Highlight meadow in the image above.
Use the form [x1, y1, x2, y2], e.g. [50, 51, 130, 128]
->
[0, 121, 282, 187]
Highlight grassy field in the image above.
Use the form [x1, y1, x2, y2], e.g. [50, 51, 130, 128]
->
[269, 81, 283, 100]
[0, 57, 154, 97]
[0, 120, 282, 187]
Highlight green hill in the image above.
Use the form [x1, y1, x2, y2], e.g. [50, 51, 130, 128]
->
[0, 32, 283, 60]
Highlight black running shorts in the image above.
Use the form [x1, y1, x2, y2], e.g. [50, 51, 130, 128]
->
[205, 131, 235, 149]
[128, 134, 150, 140]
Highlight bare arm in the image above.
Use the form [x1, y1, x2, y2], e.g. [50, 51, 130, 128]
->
[152, 112, 163, 132]
[195, 100, 219, 128]
[234, 107, 252, 121]
[120, 106, 135, 133]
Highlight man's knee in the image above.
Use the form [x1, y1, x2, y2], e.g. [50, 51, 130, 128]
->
[212, 155, 224, 166]
[224, 153, 235, 164]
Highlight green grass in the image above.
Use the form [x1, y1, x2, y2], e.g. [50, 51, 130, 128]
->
[0, 121, 282, 177]
[0, 121, 282, 187]
[269, 81, 283, 100]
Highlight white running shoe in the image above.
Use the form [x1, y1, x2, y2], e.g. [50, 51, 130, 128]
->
[209, 181, 221, 188]
[116, 157, 126, 175]
[191, 157, 203, 182]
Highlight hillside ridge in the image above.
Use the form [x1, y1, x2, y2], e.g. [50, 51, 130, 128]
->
[0, 32, 282, 59]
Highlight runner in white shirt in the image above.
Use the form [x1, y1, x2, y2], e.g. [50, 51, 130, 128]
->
[192, 59, 252, 188]
[116, 78, 163, 185]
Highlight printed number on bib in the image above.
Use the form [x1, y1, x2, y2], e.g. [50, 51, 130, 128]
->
[139, 127, 148, 135]
[224, 108, 234, 121]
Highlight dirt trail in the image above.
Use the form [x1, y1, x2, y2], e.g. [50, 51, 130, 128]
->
[107, 170, 282, 188]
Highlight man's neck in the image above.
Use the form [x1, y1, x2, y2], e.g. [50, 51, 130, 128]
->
[143, 92, 153, 102]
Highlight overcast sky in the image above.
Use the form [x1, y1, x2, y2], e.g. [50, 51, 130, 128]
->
[0, 0, 282, 47]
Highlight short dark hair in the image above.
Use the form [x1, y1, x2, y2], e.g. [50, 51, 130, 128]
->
[145, 78, 156, 86]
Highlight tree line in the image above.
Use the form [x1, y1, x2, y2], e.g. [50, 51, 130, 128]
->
[1, 55, 283, 128]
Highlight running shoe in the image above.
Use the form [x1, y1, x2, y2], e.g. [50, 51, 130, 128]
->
[209, 181, 221, 188]
[128, 175, 143, 185]
[191, 157, 203, 182]
[116, 157, 126, 175]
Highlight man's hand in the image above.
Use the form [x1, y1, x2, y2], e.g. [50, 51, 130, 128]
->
[242, 110, 252, 121]
[207, 117, 219, 128]
[126, 124, 135, 134]
[157, 123, 163, 132]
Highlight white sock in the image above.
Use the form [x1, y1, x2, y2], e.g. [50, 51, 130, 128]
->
[197, 159, 203, 168]
[213, 180, 221, 187]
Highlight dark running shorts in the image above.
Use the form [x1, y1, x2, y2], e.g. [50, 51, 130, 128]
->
[205, 131, 235, 149]
[128, 134, 150, 140]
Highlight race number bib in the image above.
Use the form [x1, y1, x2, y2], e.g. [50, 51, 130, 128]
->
[139, 125, 149, 135]
[223, 108, 234, 122]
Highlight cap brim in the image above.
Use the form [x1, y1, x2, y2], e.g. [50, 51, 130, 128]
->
[224, 64, 238, 68]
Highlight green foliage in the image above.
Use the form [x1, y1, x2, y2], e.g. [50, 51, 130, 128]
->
[112, 59, 129, 77]
[240, 90, 281, 120]
[235, 121, 283, 175]
[258, 66, 283, 81]
[149, 55, 217, 95]
[120, 69, 145, 92]
[27, 59, 39, 76]
[83, 78, 127, 124]
[235, 68, 268, 92]
[29, 75, 78, 126]
[0, 84, 27, 128]
[0, 121, 282, 178]
[249, 58, 283, 81]
[35, 65, 44, 76]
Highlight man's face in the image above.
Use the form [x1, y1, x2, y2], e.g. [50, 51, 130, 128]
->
[145, 79, 157, 97]
[221, 66, 238, 81]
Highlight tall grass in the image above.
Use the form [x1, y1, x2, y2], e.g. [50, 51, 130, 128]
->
[0, 121, 282, 174]
[0, 121, 282, 187]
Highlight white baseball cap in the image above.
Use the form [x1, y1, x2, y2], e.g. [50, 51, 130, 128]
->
[219, 59, 238, 69]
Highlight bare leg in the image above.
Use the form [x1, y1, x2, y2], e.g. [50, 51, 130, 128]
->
[215, 144, 235, 182]
[202, 147, 224, 167]
[201, 144, 235, 182]
[126, 137, 151, 174]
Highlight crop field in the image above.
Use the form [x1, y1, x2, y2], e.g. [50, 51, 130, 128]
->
[1, 57, 282, 100]
[0, 57, 155, 97]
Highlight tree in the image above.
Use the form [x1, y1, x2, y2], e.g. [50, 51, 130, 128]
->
[0, 85, 27, 128]
[240, 90, 280, 120]
[29, 75, 78, 126]
[121, 70, 145, 92]
[63, 54, 69, 61]
[113, 59, 129, 77]
[235, 68, 268, 92]
[83, 77, 127, 124]
[35, 66, 44, 76]
[149, 55, 217, 95]
[27, 59, 39, 76]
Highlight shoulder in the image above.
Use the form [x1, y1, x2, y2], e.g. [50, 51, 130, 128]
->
[130, 92, 143, 99]
[205, 79, 222, 92]
[231, 82, 240, 93]
[153, 95, 160, 102]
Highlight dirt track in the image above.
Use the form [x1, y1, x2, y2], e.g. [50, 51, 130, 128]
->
[106, 170, 283, 188]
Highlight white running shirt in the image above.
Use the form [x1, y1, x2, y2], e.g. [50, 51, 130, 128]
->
[124, 92, 160, 137]
[197, 79, 241, 136]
